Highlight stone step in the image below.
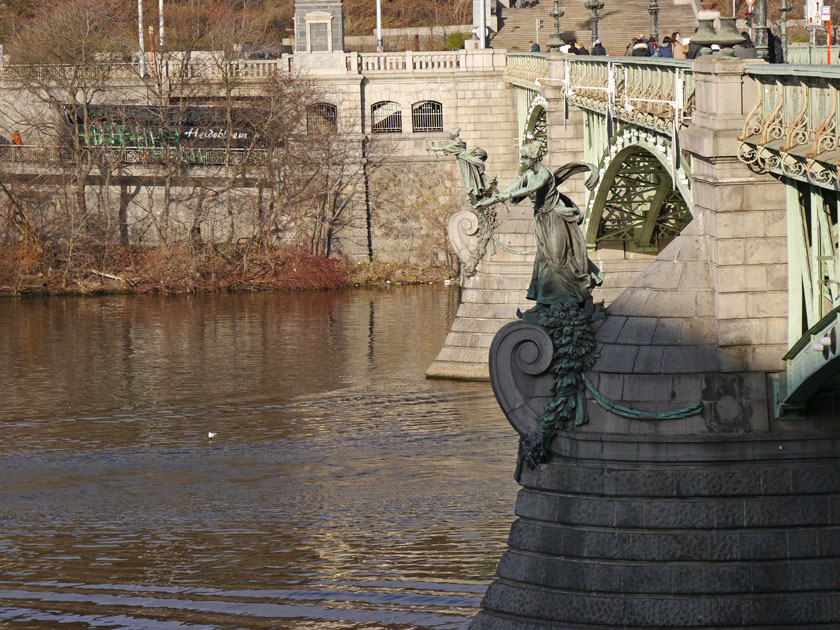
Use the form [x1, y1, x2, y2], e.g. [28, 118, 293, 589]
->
[491, 0, 698, 55]
[463, 273, 532, 290]
[462, 288, 540, 305]
[455, 302, 528, 320]
[443, 330, 497, 349]
[451, 317, 519, 334]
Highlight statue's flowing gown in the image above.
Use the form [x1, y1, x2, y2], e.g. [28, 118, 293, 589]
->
[525, 173, 603, 305]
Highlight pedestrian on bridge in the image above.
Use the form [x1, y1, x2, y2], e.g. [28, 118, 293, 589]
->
[592, 39, 606, 55]
[686, 26, 701, 59]
[671, 32, 687, 58]
[655, 37, 673, 57]
[630, 38, 651, 56]
[530, 40, 540, 52]
[734, 31, 757, 59]
[11, 131, 21, 146]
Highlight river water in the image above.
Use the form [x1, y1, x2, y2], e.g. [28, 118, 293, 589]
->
[0, 287, 518, 629]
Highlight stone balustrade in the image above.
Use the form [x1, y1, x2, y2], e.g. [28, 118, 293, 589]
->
[0, 144, 62, 163]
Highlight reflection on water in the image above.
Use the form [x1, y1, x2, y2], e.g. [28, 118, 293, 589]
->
[0, 288, 518, 629]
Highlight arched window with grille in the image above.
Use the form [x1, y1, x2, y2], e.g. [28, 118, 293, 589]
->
[371, 101, 402, 134]
[412, 101, 443, 132]
[307, 102, 337, 134]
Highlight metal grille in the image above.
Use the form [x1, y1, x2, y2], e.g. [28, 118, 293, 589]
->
[307, 102, 337, 134]
[371, 101, 402, 133]
[411, 101, 443, 132]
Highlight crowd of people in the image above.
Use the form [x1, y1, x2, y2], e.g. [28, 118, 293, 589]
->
[528, 27, 785, 64]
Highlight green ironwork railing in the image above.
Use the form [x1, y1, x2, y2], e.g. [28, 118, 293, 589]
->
[738, 64, 840, 189]
[566, 57, 695, 137]
[738, 65, 840, 415]
[504, 52, 548, 91]
[787, 45, 832, 66]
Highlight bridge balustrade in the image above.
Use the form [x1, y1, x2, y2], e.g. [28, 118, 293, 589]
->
[0, 144, 267, 167]
[351, 50, 466, 73]
[504, 52, 547, 91]
[4, 63, 138, 82]
[0, 145, 62, 163]
[738, 65, 840, 189]
[737, 65, 840, 417]
[566, 57, 695, 137]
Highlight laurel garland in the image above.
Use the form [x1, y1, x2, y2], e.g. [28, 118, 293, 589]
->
[516, 301, 602, 474]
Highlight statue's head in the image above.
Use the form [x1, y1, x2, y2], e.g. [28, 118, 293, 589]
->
[519, 142, 541, 168]
[448, 127, 461, 138]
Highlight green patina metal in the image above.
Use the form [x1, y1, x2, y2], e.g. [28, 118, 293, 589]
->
[775, 306, 840, 419]
[586, 148, 691, 251]
[736, 65, 840, 417]
[583, 129, 693, 253]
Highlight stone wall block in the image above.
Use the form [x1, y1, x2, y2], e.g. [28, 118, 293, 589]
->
[715, 238, 746, 266]
[633, 346, 664, 373]
[514, 489, 559, 521]
[745, 291, 787, 318]
[716, 264, 767, 292]
[746, 237, 787, 265]
[715, 500, 745, 529]
[622, 375, 673, 402]
[701, 565, 752, 593]
[718, 318, 766, 346]
[660, 344, 718, 373]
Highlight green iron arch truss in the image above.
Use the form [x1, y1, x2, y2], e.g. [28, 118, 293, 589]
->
[584, 126, 693, 253]
[523, 95, 547, 157]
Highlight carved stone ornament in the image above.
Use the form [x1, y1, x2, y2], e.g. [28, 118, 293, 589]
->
[489, 320, 555, 437]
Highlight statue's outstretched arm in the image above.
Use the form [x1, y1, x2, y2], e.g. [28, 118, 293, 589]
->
[477, 169, 550, 208]
[425, 139, 458, 154]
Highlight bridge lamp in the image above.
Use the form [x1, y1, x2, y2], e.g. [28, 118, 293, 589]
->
[546, 0, 566, 51]
[584, 0, 605, 49]
[648, 0, 660, 43]
[754, 0, 769, 60]
[779, 0, 792, 60]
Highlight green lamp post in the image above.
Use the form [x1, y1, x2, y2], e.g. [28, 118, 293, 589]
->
[584, 0, 605, 49]
[546, 0, 567, 51]
[648, 0, 660, 43]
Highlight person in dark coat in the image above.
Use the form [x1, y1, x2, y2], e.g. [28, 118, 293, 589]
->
[577, 44, 590, 55]
[768, 29, 784, 63]
[686, 26, 702, 58]
[530, 40, 541, 52]
[631, 38, 651, 56]
[656, 36, 673, 57]
[733, 31, 757, 59]
[592, 39, 606, 55]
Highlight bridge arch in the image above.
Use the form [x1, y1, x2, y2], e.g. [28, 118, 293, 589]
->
[522, 95, 547, 154]
[584, 125, 693, 253]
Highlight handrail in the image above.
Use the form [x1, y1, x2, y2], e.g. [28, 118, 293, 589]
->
[738, 66, 840, 190]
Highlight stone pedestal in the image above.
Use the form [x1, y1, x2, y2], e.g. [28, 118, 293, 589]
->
[470, 57, 840, 628]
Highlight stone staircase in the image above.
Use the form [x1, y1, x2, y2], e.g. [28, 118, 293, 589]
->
[491, 0, 698, 54]
[426, 214, 656, 380]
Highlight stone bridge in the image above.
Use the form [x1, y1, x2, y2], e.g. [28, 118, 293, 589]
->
[430, 52, 840, 426]
[428, 51, 840, 628]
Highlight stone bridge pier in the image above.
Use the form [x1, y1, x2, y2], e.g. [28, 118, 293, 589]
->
[470, 56, 840, 629]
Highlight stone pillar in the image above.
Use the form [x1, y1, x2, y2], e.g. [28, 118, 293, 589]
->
[681, 56, 787, 414]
